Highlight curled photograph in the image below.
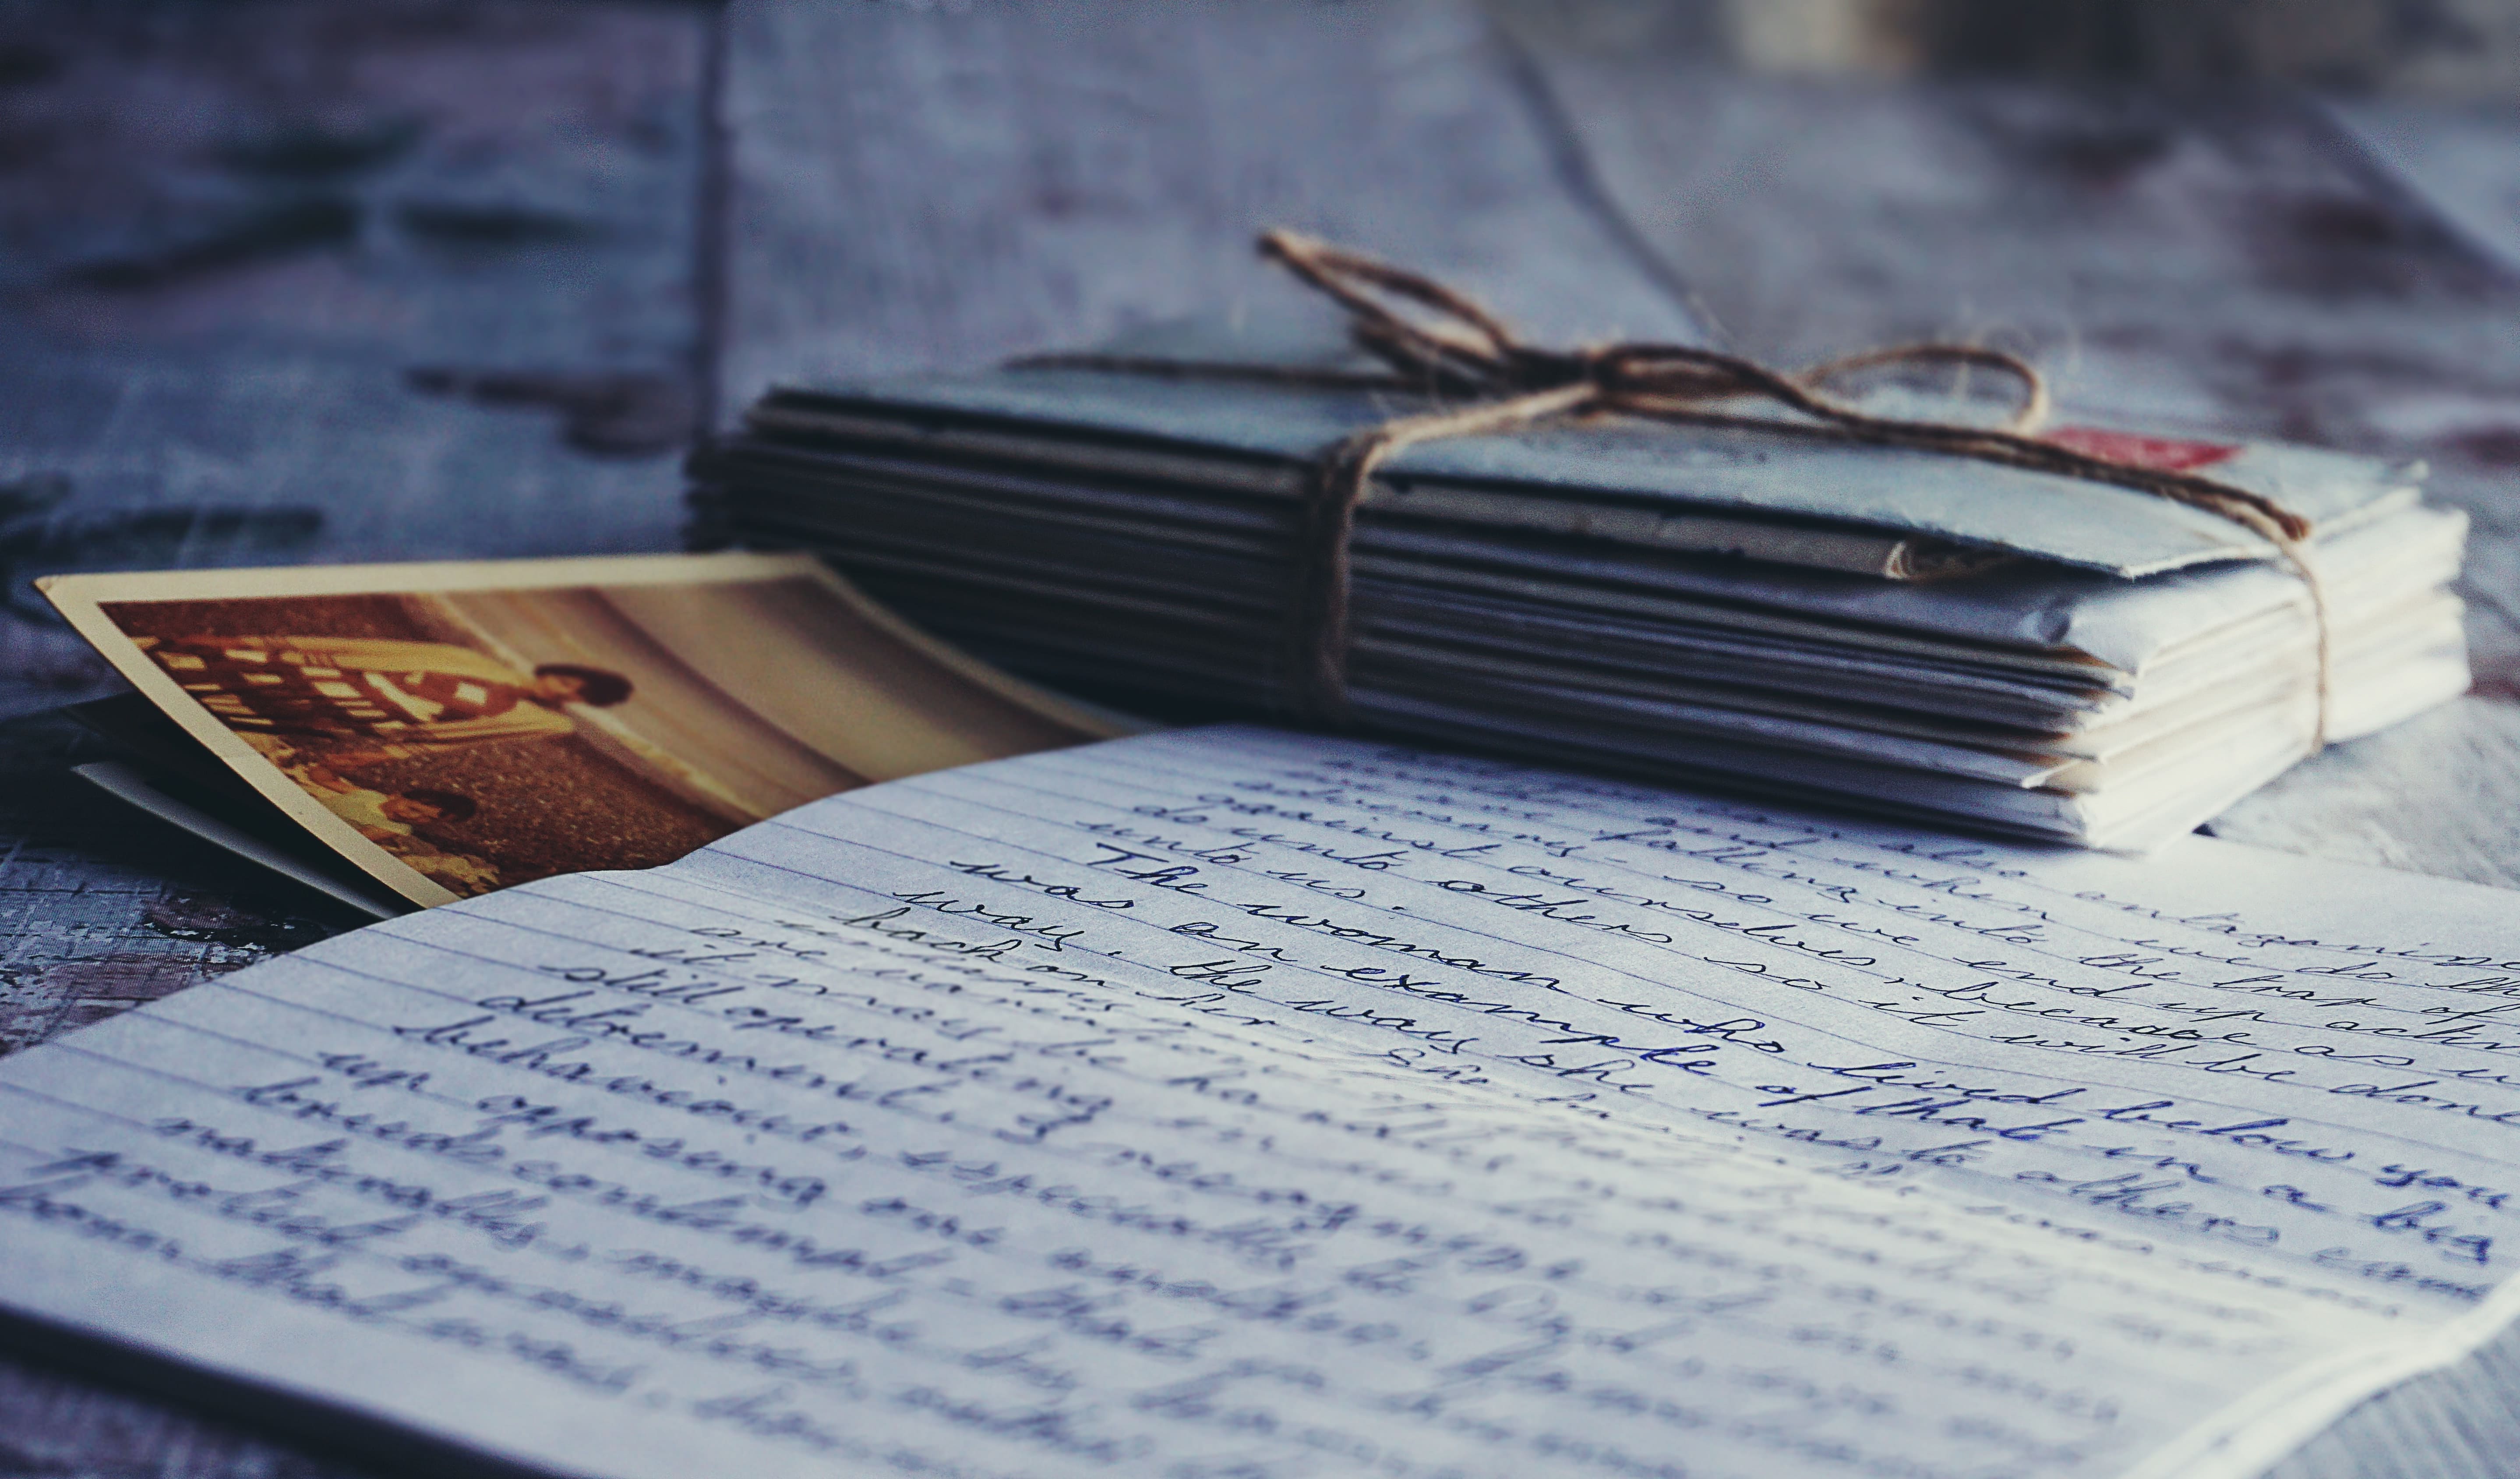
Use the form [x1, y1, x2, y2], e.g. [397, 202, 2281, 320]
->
[44, 554, 1119, 906]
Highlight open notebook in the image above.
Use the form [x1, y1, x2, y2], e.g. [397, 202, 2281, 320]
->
[3, 725, 2515, 1478]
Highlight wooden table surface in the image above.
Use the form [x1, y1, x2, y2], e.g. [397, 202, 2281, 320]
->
[1, 2, 2516, 1473]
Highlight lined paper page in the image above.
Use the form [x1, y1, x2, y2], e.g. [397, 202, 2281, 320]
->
[700, 726, 2520, 1314]
[0, 726, 2512, 1479]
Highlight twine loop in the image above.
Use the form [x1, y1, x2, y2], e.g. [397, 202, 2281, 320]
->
[1015, 229, 2330, 751]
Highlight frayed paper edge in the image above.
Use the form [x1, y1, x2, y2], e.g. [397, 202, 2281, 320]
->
[2123, 1270, 2520, 1479]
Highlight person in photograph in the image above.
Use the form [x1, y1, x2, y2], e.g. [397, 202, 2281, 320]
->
[278, 758, 505, 896]
[136, 633, 632, 754]
[289, 765, 480, 844]
[393, 844, 502, 896]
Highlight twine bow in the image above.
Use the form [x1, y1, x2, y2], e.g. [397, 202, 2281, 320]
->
[1017, 229, 2329, 748]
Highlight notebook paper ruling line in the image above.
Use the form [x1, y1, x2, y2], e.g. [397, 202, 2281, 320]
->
[3, 726, 2517, 1479]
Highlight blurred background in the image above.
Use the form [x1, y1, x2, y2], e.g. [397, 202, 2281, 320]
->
[1502, 0, 2520, 92]
[3, 0, 2519, 1016]
[5, 0, 2519, 716]
[2, 0, 2516, 759]
[0, 0, 2513, 865]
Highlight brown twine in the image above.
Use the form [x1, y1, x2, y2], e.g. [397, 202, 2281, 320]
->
[1013, 229, 2331, 749]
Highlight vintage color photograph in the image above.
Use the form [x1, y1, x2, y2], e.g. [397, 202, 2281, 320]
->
[42, 553, 1119, 906]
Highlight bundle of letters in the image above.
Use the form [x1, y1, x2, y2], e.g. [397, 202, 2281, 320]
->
[692, 321, 2468, 851]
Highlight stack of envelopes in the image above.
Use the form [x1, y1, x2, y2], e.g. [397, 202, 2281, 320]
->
[690, 326, 2469, 850]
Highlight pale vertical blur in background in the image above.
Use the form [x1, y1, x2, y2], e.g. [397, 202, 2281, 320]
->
[1494, 0, 2520, 93]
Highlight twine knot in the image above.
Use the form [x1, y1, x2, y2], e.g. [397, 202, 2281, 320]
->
[1017, 229, 2330, 751]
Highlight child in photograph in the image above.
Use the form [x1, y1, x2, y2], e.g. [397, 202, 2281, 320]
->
[293, 769, 478, 844]
[281, 759, 504, 896]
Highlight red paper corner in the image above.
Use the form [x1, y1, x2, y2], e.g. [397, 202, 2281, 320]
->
[2044, 425, 2239, 473]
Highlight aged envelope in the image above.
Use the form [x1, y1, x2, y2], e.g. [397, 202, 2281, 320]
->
[42, 552, 1124, 908]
